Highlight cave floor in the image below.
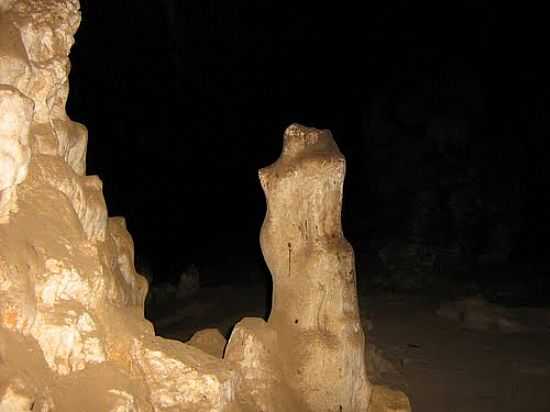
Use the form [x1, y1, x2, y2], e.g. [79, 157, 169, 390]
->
[147, 284, 550, 412]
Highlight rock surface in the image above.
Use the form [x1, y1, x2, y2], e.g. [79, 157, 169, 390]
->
[224, 124, 410, 411]
[368, 385, 412, 412]
[0, 1, 237, 411]
[186, 328, 227, 358]
[258, 123, 371, 411]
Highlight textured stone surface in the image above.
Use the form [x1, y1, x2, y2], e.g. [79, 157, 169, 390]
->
[130, 336, 237, 411]
[225, 317, 306, 412]
[0, 2, 238, 411]
[225, 124, 382, 411]
[186, 328, 226, 358]
[224, 124, 411, 411]
[0, 86, 32, 223]
[368, 385, 412, 412]
[259, 124, 371, 411]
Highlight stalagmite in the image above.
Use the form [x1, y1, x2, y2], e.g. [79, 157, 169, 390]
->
[226, 124, 372, 411]
[225, 124, 412, 411]
[0, 1, 238, 410]
[259, 124, 371, 409]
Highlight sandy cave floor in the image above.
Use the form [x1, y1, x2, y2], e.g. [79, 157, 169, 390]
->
[147, 281, 550, 412]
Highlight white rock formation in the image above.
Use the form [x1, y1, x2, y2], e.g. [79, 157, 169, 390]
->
[0, 86, 32, 223]
[225, 124, 372, 412]
[224, 124, 411, 412]
[186, 328, 227, 358]
[0, 1, 238, 410]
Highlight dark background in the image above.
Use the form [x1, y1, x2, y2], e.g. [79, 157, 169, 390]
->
[67, 1, 549, 293]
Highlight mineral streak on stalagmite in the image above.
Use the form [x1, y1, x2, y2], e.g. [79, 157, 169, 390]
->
[259, 123, 372, 410]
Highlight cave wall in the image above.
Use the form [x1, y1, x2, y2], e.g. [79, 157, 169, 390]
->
[0, 2, 237, 410]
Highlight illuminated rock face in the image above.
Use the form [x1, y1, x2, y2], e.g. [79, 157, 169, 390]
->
[0, 1, 237, 411]
[260, 124, 372, 410]
[0, 86, 32, 223]
[226, 124, 372, 411]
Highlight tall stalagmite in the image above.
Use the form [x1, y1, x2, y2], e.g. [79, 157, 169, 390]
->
[226, 124, 371, 411]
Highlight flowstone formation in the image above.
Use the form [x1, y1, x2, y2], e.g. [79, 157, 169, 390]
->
[0, 1, 410, 411]
[0, 1, 237, 411]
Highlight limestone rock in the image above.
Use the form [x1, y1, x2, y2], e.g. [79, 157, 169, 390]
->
[130, 336, 238, 412]
[0, 85, 32, 223]
[225, 318, 305, 412]
[51, 363, 153, 412]
[261, 124, 371, 410]
[0, 0, 87, 173]
[0, 328, 56, 411]
[225, 124, 373, 411]
[28, 154, 107, 242]
[105, 216, 149, 307]
[368, 385, 411, 412]
[0, 2, 238, 411]
[186, 328, 226, 358]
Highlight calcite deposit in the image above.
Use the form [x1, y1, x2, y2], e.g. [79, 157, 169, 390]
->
[0, 1, 237, 411]
[0, 86, 32, 224]
[227, 124, 372, 411]
[0, 1, 410, 411]
[225, 124, 411, 412]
